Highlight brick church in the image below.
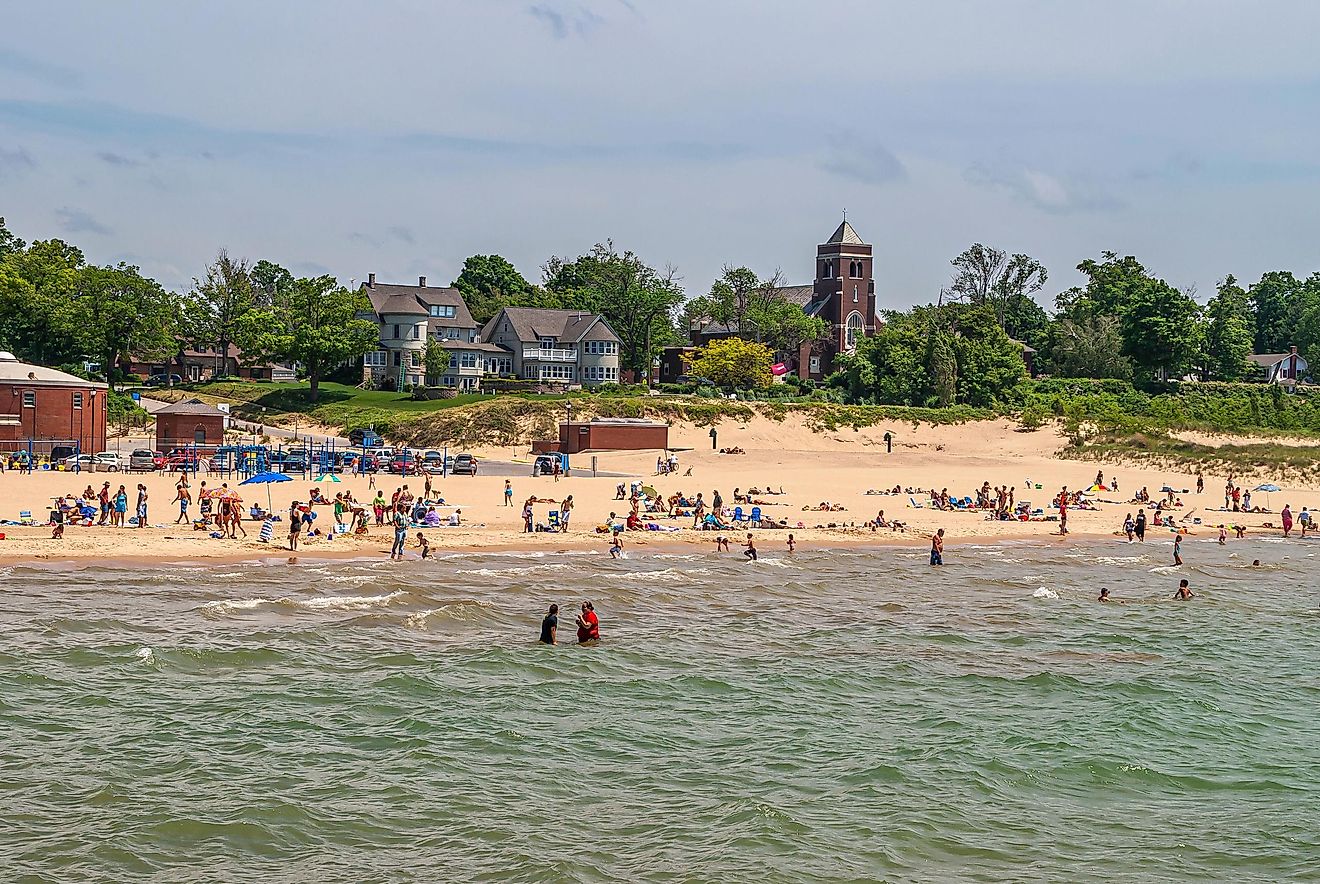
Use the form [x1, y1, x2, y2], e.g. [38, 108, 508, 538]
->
[674, 218, 878, 382]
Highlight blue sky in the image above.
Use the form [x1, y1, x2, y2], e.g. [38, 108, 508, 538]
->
[2, 0, 1319, 306]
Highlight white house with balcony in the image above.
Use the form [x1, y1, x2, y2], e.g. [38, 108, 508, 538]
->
[359, 274, 479, 389]
[480, 307, 622, 387]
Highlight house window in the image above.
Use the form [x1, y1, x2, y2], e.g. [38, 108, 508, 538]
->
[22, 391, 34, 408]
[411, 350, 422, 367]
[393, 351, 402, 367]
[429, 305, 456, 318]
[460, 353, 477, 368]
[845, 311, 864, 350]
[821, 262, 832, 279]
[194, 424, 207, 444]
[363, 351, 387, 367]
[540, 337, 556, 350]
[73, 392, 83, 409]
[393, 324, 400, 339]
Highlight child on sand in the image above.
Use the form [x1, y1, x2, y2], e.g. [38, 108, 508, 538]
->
[1218, 525, 1227, 545]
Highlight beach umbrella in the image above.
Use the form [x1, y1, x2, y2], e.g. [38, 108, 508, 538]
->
[641, 485, 658, 498]
[240, 470, 293, 510]
[316, 473, 341, 483]
[1254, 483, 1280, 507]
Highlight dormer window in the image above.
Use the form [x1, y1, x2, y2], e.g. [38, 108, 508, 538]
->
[428, 304, 456, 318]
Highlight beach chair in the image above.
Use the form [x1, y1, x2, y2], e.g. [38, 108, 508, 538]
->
[18, 510, 33, 526]
[547, 511, 561, 531]
[750, 506, 762, 526]
[908, 497, 924, 509]
[732, 506, 745, 522]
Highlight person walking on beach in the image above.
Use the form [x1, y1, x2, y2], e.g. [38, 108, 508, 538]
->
[288, 501, 302, 551]
[1057, 488, 1069, 535]
[1122, 513, 1135, 541]
[135, 484, 148, 529]
[1134, 510, 1146, 542]
[576, 601, 599, 644]
[1174, 579, 1194, 600]
[504, 480, 513, 506]
[539, 604, 558, 645]
[559, 495, 573, 531]
[884, 431, 892, 453]
[1173, 533, 1183, 566]
[744, 533, 757, 562]
[712, 490, 723, 518]
[522, 499, 534, 533]
[692, 493, 706, 529]
[390, 504, 408, 560]
[1196, 471, 1204, 495]
[372, 491, 386, 526]
[1282, 504, 1294, 538]
[98, 482, 111, 526]
[173, 482, 191, 524]
[930, 528, 945, 566]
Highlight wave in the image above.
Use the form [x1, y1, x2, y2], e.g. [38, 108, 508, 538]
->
[201, 590, 405, 616]
[1032, 587, 1060, 600]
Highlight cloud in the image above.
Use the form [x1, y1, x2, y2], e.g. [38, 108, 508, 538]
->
[55, 207, 112, 236]
[0, 49, 81, 88]
[527, 3, 604, 39]
[387, 225, 415, 245]
[0, 145, 36, 178]
[818, 135, 907, 185]
[96, 150, 142, 167]
[964, 163, 1122, 214]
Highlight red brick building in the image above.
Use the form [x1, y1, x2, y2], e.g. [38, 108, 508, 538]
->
[155, 398, 227, 451]
[794, 220, 877, 380]
[558, 419, 669, 454]
[0, 352, 109, 454]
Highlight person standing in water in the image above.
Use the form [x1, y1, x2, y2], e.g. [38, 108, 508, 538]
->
[1173, 533, 1184, 566]
[786, 533, 796, 553]
[390, 503, 408, 560]
[1134, 510, 1147, 542]
[539, 604, 558, 645]
[744, 533, 757, 562]
[1098, 588, 1112, 602]
[930, 528, 945, 566]
[576, 602, 599, 644]
[1174, 579, 1194, 600]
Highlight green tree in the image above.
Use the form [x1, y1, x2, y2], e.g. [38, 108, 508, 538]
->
[235, 276, 378, 402]
[688, 337, 774, 389]
[928, 321, 958, 408]
[185, 250, 254, 375]
[250, 259, 295, 307]
[452, 254, 534, 324]
[0, 238, 86, 366]
[543, 242, 683, 378]
[947, 243, 1048, 330]
[0, 216, 25, 259]
[1046, 314, 1132, 380]
[947, 304, 1027, 407]
[1002, 292, 1050, 349]
[834, 314, 929, 405]
[1202, 276, 1255, 380]
[73, 263, 178, 379]
[1248, 271, 1320, 354]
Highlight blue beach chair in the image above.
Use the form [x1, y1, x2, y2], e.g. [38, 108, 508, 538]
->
[750, 506, 762, 526]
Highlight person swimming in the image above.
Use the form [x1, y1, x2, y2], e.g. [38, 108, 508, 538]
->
[1098, 587, 1111, 602]
[1174, 579, 1194, 600]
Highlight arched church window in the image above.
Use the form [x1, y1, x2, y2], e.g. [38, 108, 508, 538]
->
[845, 311, 863, 350]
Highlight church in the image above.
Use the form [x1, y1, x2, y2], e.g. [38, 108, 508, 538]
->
[673, 218, 878, 382]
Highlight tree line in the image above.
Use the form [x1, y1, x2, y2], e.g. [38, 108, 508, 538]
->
[835, 244, 1320, 408]
[3, 214, 1317, 408]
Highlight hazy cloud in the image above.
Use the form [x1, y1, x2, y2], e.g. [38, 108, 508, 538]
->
[964, 164, 1122, 215]
[527, 4, 604, 39]
[388, 226, 415, 245]
[55, 207, 113, 236]
[0, 49, 81, 88]
[0, 145, 36, 177]
[819, 136, 907, 186]
[97, 150, 142, 167]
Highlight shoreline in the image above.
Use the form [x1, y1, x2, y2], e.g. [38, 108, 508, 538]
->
[0, 528, 1138, 571]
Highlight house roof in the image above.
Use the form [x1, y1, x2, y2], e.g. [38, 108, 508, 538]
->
[438, 341, 510, 354]
[0, 352, 108, 388]
[362, 281, 476, 328]
[1247, 352, 1301, 367]
[826, 220, 865, 245]
[155, 397, 225, 416]
[484, 307, 620, 344]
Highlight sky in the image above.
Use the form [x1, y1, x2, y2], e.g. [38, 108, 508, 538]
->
[2, 0, 1319, 309]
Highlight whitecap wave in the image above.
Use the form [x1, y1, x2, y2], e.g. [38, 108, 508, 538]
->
[1032, 587, 1060, 599]
[294, 591, 405, 610]
[133, 646, 156, 664]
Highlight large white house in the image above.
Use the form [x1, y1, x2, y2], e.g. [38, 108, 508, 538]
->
[359, 275, 621, 390]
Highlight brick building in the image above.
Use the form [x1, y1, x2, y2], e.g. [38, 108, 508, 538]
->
[155, 398, 227, 451]
[0, 352, 108, 454]
[558, 418, 669, 454]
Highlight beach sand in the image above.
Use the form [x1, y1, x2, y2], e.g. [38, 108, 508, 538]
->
[3, 416, 1316, 564]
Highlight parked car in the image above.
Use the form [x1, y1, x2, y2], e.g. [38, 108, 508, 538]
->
[128, 448, 158, 472]
[61, 454, 114, 472]
[451, 453, 479, 475]
[280, 453, 308, 474]
[348, 428, 383, 448]
[94, 452, 126, 470]
[389, 451, 420, 474]
[532, 454, 567, 476]
[50, 445, 77, 463]
[145, 373, 183, 387]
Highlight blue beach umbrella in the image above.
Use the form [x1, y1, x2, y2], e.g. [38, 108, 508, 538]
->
[240, 470, 293, 510]
[1254, 483, 1281, 508]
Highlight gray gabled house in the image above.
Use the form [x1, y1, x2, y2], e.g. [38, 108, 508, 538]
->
[480, 307, 621, 387]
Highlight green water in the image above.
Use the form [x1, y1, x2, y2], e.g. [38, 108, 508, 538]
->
[2, 541, 1318, 881]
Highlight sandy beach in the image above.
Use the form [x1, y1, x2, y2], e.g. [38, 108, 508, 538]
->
[3, 415, 1317, 566]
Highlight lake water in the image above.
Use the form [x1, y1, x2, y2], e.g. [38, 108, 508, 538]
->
[3, 539, 1319, 882]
